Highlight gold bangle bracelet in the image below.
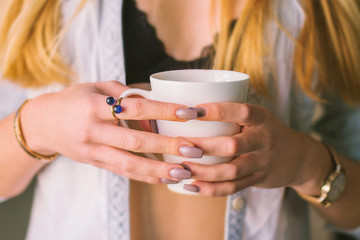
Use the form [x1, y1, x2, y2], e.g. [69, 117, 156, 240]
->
[14, 100, 59, 162]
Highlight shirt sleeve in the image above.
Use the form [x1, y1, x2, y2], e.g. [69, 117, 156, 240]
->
[311, 96, 360, 162]
[0, 79, 27, 120]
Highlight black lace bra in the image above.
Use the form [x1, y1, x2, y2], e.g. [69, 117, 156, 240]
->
[122, 0, 213, 85]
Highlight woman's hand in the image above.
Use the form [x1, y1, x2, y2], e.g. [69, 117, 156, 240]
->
[20, 81, 200, 184]
[182, 102, 333, 196]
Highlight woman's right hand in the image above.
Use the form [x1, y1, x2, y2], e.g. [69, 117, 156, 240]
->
[21, 81, 198, 184]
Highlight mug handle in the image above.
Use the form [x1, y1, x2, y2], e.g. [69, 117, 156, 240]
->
[119, 88, 159, 160]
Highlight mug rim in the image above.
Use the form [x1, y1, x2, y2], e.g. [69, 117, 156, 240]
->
[150, 69, 249, 85]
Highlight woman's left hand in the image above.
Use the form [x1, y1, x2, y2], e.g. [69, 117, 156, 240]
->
[182, 102, 330, 196]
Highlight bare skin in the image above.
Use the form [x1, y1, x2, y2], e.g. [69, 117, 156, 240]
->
[0, 1, 359, 240]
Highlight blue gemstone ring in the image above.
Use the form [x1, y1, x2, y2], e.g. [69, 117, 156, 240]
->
[110, 97, 123, 120]
[106, 96, 116, 106]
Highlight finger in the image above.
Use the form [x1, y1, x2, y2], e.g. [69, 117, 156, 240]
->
[89, 93, 188, 121]
[185, 131, 262, 157]
[81, 149, 165, 183]
[197, 102, 266, 126]
[186, 174, 260, 197]
[182, 154, 260, 182]
[95, 80, 129, 97]
[91, 159, 163, 184]
[88, 144, 190, 180]
[90, 123, 200, 156]
[90, 159, 177, 184]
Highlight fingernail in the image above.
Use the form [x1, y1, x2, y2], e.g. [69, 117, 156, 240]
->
[179, 146, 203, 158]
[183, 184, 200, 193]
[160, 178, 179, 184]
[181, 163, 191, 171]
[176, 108, 198, 120]
[150, 120, 158, 134]
[169, 168, 192, 179]
[189, 107, 206, 118]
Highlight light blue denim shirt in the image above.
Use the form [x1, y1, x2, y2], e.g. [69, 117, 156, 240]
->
[1, 0, 359, 239]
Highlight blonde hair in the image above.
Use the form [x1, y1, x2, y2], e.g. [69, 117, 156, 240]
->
[1, 0, 360, 104]
[214, 0, 360, 104]
[0, 0, 86, 87]
[0, 0, 70, 87]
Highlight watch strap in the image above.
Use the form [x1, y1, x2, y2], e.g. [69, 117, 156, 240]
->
[297, 144, 345, 208]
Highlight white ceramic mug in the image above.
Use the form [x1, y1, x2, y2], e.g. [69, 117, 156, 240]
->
[120, 69, 249, 194]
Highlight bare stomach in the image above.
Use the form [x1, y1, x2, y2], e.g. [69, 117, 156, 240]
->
[130, 180, 227, 240]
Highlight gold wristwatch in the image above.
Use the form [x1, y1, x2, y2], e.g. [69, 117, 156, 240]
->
[298, 144, 346, 208]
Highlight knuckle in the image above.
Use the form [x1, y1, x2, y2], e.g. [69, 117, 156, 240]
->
[79, 122, 100, 143]
[131, 100, 144, 118]
[168, 137, 182, 154]
[159, 103, 170, 119]
[124, 134, 143, 151]
[154, 167, 161, 178]
[226, 136, 240, 156]
[119, 159, 135, 173]
[160, 139, 172, 154]
[77, 129, 89, 143]
[212, 104, 224, 121]
[196, 166, 207, 179]
[87, 124, 97, 140]
[154, 164, 167, 178]
[203, 185, 216, 197]
[226, 163, 240, 179]
[240, 104, 252, 122]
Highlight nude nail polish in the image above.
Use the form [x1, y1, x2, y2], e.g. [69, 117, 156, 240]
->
[169, 168, 192, 179]
[183, 184, 200, 193]
[179, 146, 203, 158]
[189, 107, 206, 118]
[176, 108, 198, 120]
[160, 178, 179, 184]
[181, 163, 191, 171]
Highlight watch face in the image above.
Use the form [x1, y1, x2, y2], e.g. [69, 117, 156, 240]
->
[328, 172, 346, 202]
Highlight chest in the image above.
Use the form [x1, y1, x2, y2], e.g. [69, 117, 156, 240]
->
[133, 0, 244, 61]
